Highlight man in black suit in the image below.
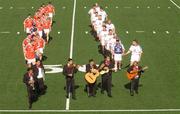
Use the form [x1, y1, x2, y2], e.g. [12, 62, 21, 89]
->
[85, 59, 98, 97]
[23, 68, 37, 109]
[63, 58, 79, 100]
[32, 60, 46, 95]
[99, 56, 114, 97]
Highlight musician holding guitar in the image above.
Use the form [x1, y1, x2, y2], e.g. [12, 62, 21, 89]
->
[99, 56, 114, 97]
[85, 59, 98, 97]
[127, 61, 148, 96]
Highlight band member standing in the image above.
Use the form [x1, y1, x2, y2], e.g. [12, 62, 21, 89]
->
[23, 68, 37, 109]
[127, 61, 144, 96]
[63, 58, 79, 100]
[124, 40, 143, 66]
[85, 59, 98, 97]
[99, 56, 114, 97]
[32, 60, 46, 95]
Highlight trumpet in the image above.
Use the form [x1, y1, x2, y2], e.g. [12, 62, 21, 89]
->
[29, 80, 35, 90]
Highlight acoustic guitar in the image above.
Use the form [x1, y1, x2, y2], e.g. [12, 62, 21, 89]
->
[85, 69, 100, 84]
[85, 67, 114, 83]
[127, 66, 148, 80]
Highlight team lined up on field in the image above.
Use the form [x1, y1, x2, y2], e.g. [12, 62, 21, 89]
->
[88, 3, 143, 69]
[22, 3, 55, 65]
[22, 3, 55, 109]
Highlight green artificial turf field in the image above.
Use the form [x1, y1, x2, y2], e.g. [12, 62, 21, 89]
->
[0, 0, 180, 114]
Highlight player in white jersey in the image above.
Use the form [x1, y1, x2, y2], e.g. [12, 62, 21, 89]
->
[94, 15, 103, 35]
[105, 29, 114, 51]
[98, 8, 107, 22]
[124, 40, 143, 66]
[106, 20, 115, 33]
[99, 25, 108, 54]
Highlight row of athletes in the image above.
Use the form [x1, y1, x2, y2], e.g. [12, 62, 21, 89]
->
[88, 3, 143, 70]
[23, 2, 55, 43]
[22, 2, 55, 65]
[22, 3, 55, 109]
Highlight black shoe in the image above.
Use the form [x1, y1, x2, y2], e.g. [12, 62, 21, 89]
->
[72, 96, 76, 100]
[101, 90, 104, 94]
[135, 90, 138, 94]
[92, 94, 96, 97]
[130, 92, 134, 96]
[28, 104, 32, 110]
[66, 95, 69, 98]
[108, 94, 112, 98]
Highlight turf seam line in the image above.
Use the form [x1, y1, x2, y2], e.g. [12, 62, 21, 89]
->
[1, 109, 180, 112]
[170, 0, 180, 9]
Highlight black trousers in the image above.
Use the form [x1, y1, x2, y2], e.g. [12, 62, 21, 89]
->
[26, 86, 37, 105]
[130, 78, 139, 93]
[101, 75, 112, 95]
[66, 77, 75, 97]
[87, 82, 96, 96]
[37, 78, 46, 94]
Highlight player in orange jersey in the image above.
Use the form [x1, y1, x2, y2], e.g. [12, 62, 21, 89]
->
[24, 15, 34, 34]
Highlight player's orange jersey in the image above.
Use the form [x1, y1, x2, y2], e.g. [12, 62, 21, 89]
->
[43, 20, 51, 29]
[25, 43, 35, 59]
[24, 17, 34, 28]
[22, 38, 30, 48]
[37, 38, 45, 48]
[46, 5, 55, 13]
[35, 19, 43, 31]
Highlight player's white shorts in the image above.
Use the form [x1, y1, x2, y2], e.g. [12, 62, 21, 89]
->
[114, 54, 122, 61]
[26, 28, 31, 34]
[38, 31, 43, 38]
[38, 48, 44, 54]
[100, 40, 105, 46]
[48, 13, 53, 18]
[130, 54, 140, 62]
[44, 29, 50, 34]
[27, 58, 36, 65]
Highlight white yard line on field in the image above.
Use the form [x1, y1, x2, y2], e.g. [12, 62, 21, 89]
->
[0, 31, 10, 34]
[170, 0, 180, 9]
[66, 0, 77, 111]
[136, 31, 145, 33]
[0, 109, 180, 112]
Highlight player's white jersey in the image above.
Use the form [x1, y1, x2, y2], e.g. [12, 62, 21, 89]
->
[98, 10, 107, 22]
[99, 30, 108, 45]
[88, 8, 94, 16]
[91, 14, 98, 23]
[94, 19, 103, 28]
[129, 45, 142, 55]
[110, 38, 117, 51]
[105, 34, 114, 50]
[106, 23, 115, 31]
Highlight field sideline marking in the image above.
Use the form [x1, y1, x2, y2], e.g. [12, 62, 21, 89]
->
[0, 109, 180, 112]
[0, 31, 10, 34]
[65, 0, 77, 111]
[170, 0, 180, 9]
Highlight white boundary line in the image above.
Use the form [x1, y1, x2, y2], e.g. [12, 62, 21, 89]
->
[0, 31, 10, 34]
[69, 0, 76, 59]
[0, 109, 180, 112]
[170, 0, 180, 9]
[65, 0, 77, 111]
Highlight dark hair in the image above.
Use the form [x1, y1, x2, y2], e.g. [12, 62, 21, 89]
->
[89, 59, 94, 63]
[27, 68, 33, 72]
[68, 58, 72, 62]
[133, 39, 138, 44]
